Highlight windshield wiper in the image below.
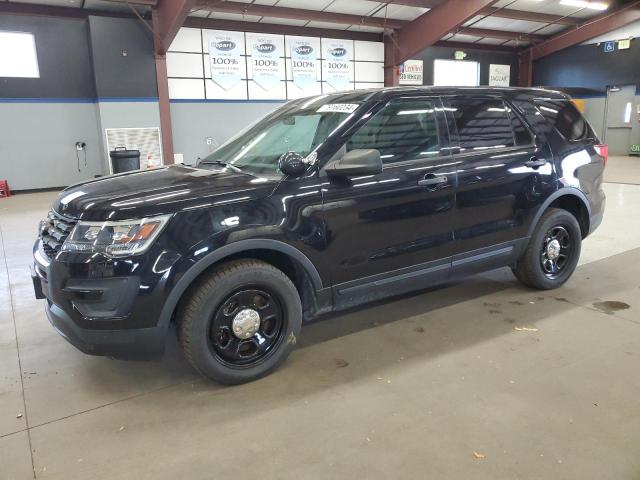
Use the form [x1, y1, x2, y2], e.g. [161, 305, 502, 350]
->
[199, 160, 244, 173]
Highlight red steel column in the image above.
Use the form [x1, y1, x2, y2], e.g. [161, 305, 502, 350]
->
[518, 49, 533, 87]
[155, 53, 174, 165]
[384, 35, 400, 87]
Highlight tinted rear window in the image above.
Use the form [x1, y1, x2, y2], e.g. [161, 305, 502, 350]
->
[447, 98, 515, 151]
[534, 99, 593, 141]
[511, 111, 534, 146]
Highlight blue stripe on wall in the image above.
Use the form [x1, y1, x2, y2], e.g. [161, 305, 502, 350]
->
[0, 97, 286, 104]
[0, 97, 160, 104]
[0, 98, 96, 104]
[169, 99, 285, 104]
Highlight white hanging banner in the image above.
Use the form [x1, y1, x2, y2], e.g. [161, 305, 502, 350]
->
[399, 59, 423, 85]
[290, 39, 318, 91]
[249, 34, 282, 91]
[489, 64, 511, 87]
[208, 31, 244, 91]
[325, 40, 352, 91]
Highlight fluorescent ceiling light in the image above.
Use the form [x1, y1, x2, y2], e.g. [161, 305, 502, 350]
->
[560, 0, 608, 10]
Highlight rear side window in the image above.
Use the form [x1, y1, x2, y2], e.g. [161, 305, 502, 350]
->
[347, 99, 441, 164]
[511, 111, 534, 146]
[447, 98, 515, 151]
[534, 99, 593, 141]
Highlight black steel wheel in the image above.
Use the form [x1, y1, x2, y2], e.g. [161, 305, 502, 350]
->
[209, 288, 285, 367]
[512, 208, 582, 290]
[540, 225, 572, 279]
[178, 259, 302, 384]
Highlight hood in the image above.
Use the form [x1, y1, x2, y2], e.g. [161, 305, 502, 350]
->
[52, 165, 279, 221]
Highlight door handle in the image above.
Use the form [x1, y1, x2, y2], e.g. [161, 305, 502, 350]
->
[525, 156, 546, 168]
[418, 174, 448, 187]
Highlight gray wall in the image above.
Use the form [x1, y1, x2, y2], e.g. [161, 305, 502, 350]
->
[0, 14, 161, 190]
[170, 102, 282, 165]
[534, 42, 640, 92]
[88, 16, 158, 99]
[583, 97, 607, 140]
[0, 102, 102, 190]
[0, 15, 96, 99]
[533, 41, 640, 153]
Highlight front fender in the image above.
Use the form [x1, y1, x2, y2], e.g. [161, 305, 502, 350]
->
[156, 239, 324, 330]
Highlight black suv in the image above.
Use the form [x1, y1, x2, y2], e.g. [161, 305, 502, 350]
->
[32, 87, 606, 384]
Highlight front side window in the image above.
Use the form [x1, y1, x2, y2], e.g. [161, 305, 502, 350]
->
[534, 99, 593, 141]
[201, 98, 361, 175]
[447, 98, 514, 151]
[347, 99, 441, 164]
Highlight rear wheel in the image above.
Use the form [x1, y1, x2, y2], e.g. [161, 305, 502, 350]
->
[512, 208, 582, 290]
[177, 259, 302, 384]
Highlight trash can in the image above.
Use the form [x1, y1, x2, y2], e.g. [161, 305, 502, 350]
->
[110, 147, 141, 173]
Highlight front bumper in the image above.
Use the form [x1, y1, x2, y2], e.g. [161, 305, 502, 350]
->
[44, 300, 166, 359]
[32, 242, 171, 360]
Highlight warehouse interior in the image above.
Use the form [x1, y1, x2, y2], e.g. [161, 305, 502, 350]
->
[1, 0, 640, 478]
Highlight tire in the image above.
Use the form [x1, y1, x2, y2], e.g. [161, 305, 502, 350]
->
[177, 259, 302, 385]
[512, 208, 582, 290]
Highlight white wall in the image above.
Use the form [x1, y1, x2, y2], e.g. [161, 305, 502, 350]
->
[582, 20, 640, 44]
[166, 27, 384, 100]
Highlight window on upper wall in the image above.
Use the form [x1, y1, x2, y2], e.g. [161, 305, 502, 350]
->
[433, 59, 479, 87]
[0, 31, 40, 78]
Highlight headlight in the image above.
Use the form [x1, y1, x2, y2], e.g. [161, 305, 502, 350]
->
[61, 215, 172, 257]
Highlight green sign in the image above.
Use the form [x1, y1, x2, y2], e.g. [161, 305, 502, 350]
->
[631, 144, 640, 155]
[454, 50, 467, 60]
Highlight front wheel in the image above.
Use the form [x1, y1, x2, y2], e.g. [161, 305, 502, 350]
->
[512, 208, 582, 290]
[177, 259, 302, 384]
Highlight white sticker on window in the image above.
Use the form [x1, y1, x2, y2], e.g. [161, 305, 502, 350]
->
[317, 103, 359, 114]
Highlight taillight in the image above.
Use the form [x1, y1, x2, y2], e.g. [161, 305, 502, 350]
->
[595, 144, 608, 166]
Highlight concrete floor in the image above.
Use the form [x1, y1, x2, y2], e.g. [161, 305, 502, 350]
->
[1, 160, 640, 480]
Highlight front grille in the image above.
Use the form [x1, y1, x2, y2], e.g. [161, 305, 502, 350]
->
[40, 211, 77, 259]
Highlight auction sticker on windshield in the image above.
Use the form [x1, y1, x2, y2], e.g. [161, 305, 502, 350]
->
[317, 104, 359, 114]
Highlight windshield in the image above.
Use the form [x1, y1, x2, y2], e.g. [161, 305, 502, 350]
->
[200, 97, 362, 176]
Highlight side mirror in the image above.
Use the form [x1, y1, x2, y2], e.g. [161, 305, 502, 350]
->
[278, 152, 307, 176]
[325, 149, 382, 177]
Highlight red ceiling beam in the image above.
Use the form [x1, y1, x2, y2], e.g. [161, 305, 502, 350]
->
[0, 1, 145, 20]
[390, 0, 499, 65]
[152, 0, 196, 55]
[183, 17, 382, 42]
[459, 27, 546, 43]
[197, 0, 407, 30]
[433, 40, 521, 53]
[372, 0, 445, 7]
[366, 1, 581, 26]
[478, 7, 580, 26]
[526, 1, 640, 60]
[195, 0, 548, 43]
[105, 0, 158, 5]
